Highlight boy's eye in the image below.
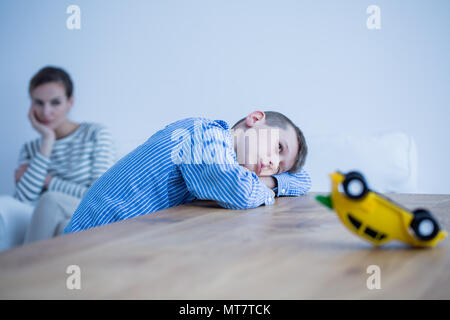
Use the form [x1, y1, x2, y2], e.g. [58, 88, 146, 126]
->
[51, 100, 61, 106]
[278, 143, 283, 152]
[35, 100, 43, 106]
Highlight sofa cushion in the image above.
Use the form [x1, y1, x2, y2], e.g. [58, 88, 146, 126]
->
[304, 132, 418, 193]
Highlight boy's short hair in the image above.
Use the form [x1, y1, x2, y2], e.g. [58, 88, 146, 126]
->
[232, 111, 308, 173]
[29, 66, 74, 98]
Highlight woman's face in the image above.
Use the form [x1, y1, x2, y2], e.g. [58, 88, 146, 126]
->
[30, 82, 73, 129]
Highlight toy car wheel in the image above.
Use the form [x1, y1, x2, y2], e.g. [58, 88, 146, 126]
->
[343, 171, 369, 200]
[410, 209, 440, 241]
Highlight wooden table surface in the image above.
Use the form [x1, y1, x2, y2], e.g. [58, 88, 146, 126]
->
[1, 193, 449, 299]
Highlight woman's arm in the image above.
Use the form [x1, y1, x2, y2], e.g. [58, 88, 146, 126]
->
[14, 144, 51, 203]
[13, 108, 57, 202]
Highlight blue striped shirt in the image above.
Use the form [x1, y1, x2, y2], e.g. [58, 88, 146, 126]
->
[63, 118, 311, 233]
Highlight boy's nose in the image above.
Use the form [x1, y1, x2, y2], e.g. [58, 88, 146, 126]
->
[262, 157, 279, 170]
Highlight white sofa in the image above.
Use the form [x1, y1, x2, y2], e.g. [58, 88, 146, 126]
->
[304, 132, 418, 193]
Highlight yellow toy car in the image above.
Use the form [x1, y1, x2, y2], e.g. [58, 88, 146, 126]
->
[316, 171, 448, 248]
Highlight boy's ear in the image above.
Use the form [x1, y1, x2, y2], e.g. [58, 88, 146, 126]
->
[245, 111, 265, 127]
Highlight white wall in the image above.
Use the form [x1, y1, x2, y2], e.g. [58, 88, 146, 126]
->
[1, 0, 449, 194]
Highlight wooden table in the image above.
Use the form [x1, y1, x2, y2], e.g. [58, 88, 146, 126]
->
[1, 193, 449, 299]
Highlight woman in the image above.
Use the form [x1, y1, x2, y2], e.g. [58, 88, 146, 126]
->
[0, 66, 116, 251]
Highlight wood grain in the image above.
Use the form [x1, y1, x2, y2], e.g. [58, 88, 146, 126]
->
[0, 193, 449, 299]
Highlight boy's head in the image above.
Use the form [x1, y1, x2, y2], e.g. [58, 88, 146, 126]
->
[232, 111, 308, 177]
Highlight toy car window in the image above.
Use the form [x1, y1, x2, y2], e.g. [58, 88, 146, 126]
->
[347, 214, 362, 230]
[364, 226, 378, 239]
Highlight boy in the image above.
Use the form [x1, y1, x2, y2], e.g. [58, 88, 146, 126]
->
[63, 110, 311, 233]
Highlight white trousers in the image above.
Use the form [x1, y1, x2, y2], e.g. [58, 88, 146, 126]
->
[0, 192, 80, 252]
[0, 195, 33, 251]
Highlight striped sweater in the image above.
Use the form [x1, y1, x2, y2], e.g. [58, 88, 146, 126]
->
[14, 122, 116, 203]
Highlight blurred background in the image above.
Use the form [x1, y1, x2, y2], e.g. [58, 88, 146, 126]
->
[0, 0, 449, 194]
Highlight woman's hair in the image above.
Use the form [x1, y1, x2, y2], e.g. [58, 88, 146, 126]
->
[29, 66, 74, 98]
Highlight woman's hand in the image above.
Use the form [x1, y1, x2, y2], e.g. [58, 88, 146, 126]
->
[15, 164, 52, 189]
[28, 107, 55, 141]
[43, 174, 53, 190]
[28, 107, 55, 157]
[14, 164, 29, 183]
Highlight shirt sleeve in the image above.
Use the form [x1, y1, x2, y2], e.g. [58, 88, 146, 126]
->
[14, 150, 50, 203]
[179, 163, 275, 209]
[272, 168, 312, 197]
[47, 125, 116, 198]
[177, 121, 275, 210]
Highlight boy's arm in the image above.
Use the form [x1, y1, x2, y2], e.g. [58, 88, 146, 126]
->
[271, 168, 312, 197]
[176, 119, 276, 209]
[179, 163, 275, 210]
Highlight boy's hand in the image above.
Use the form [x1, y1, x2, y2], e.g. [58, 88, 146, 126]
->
[259, 176, 276, 189]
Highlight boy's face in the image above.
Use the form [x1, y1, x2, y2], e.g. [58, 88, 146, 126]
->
[233, 111, 299, 177]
